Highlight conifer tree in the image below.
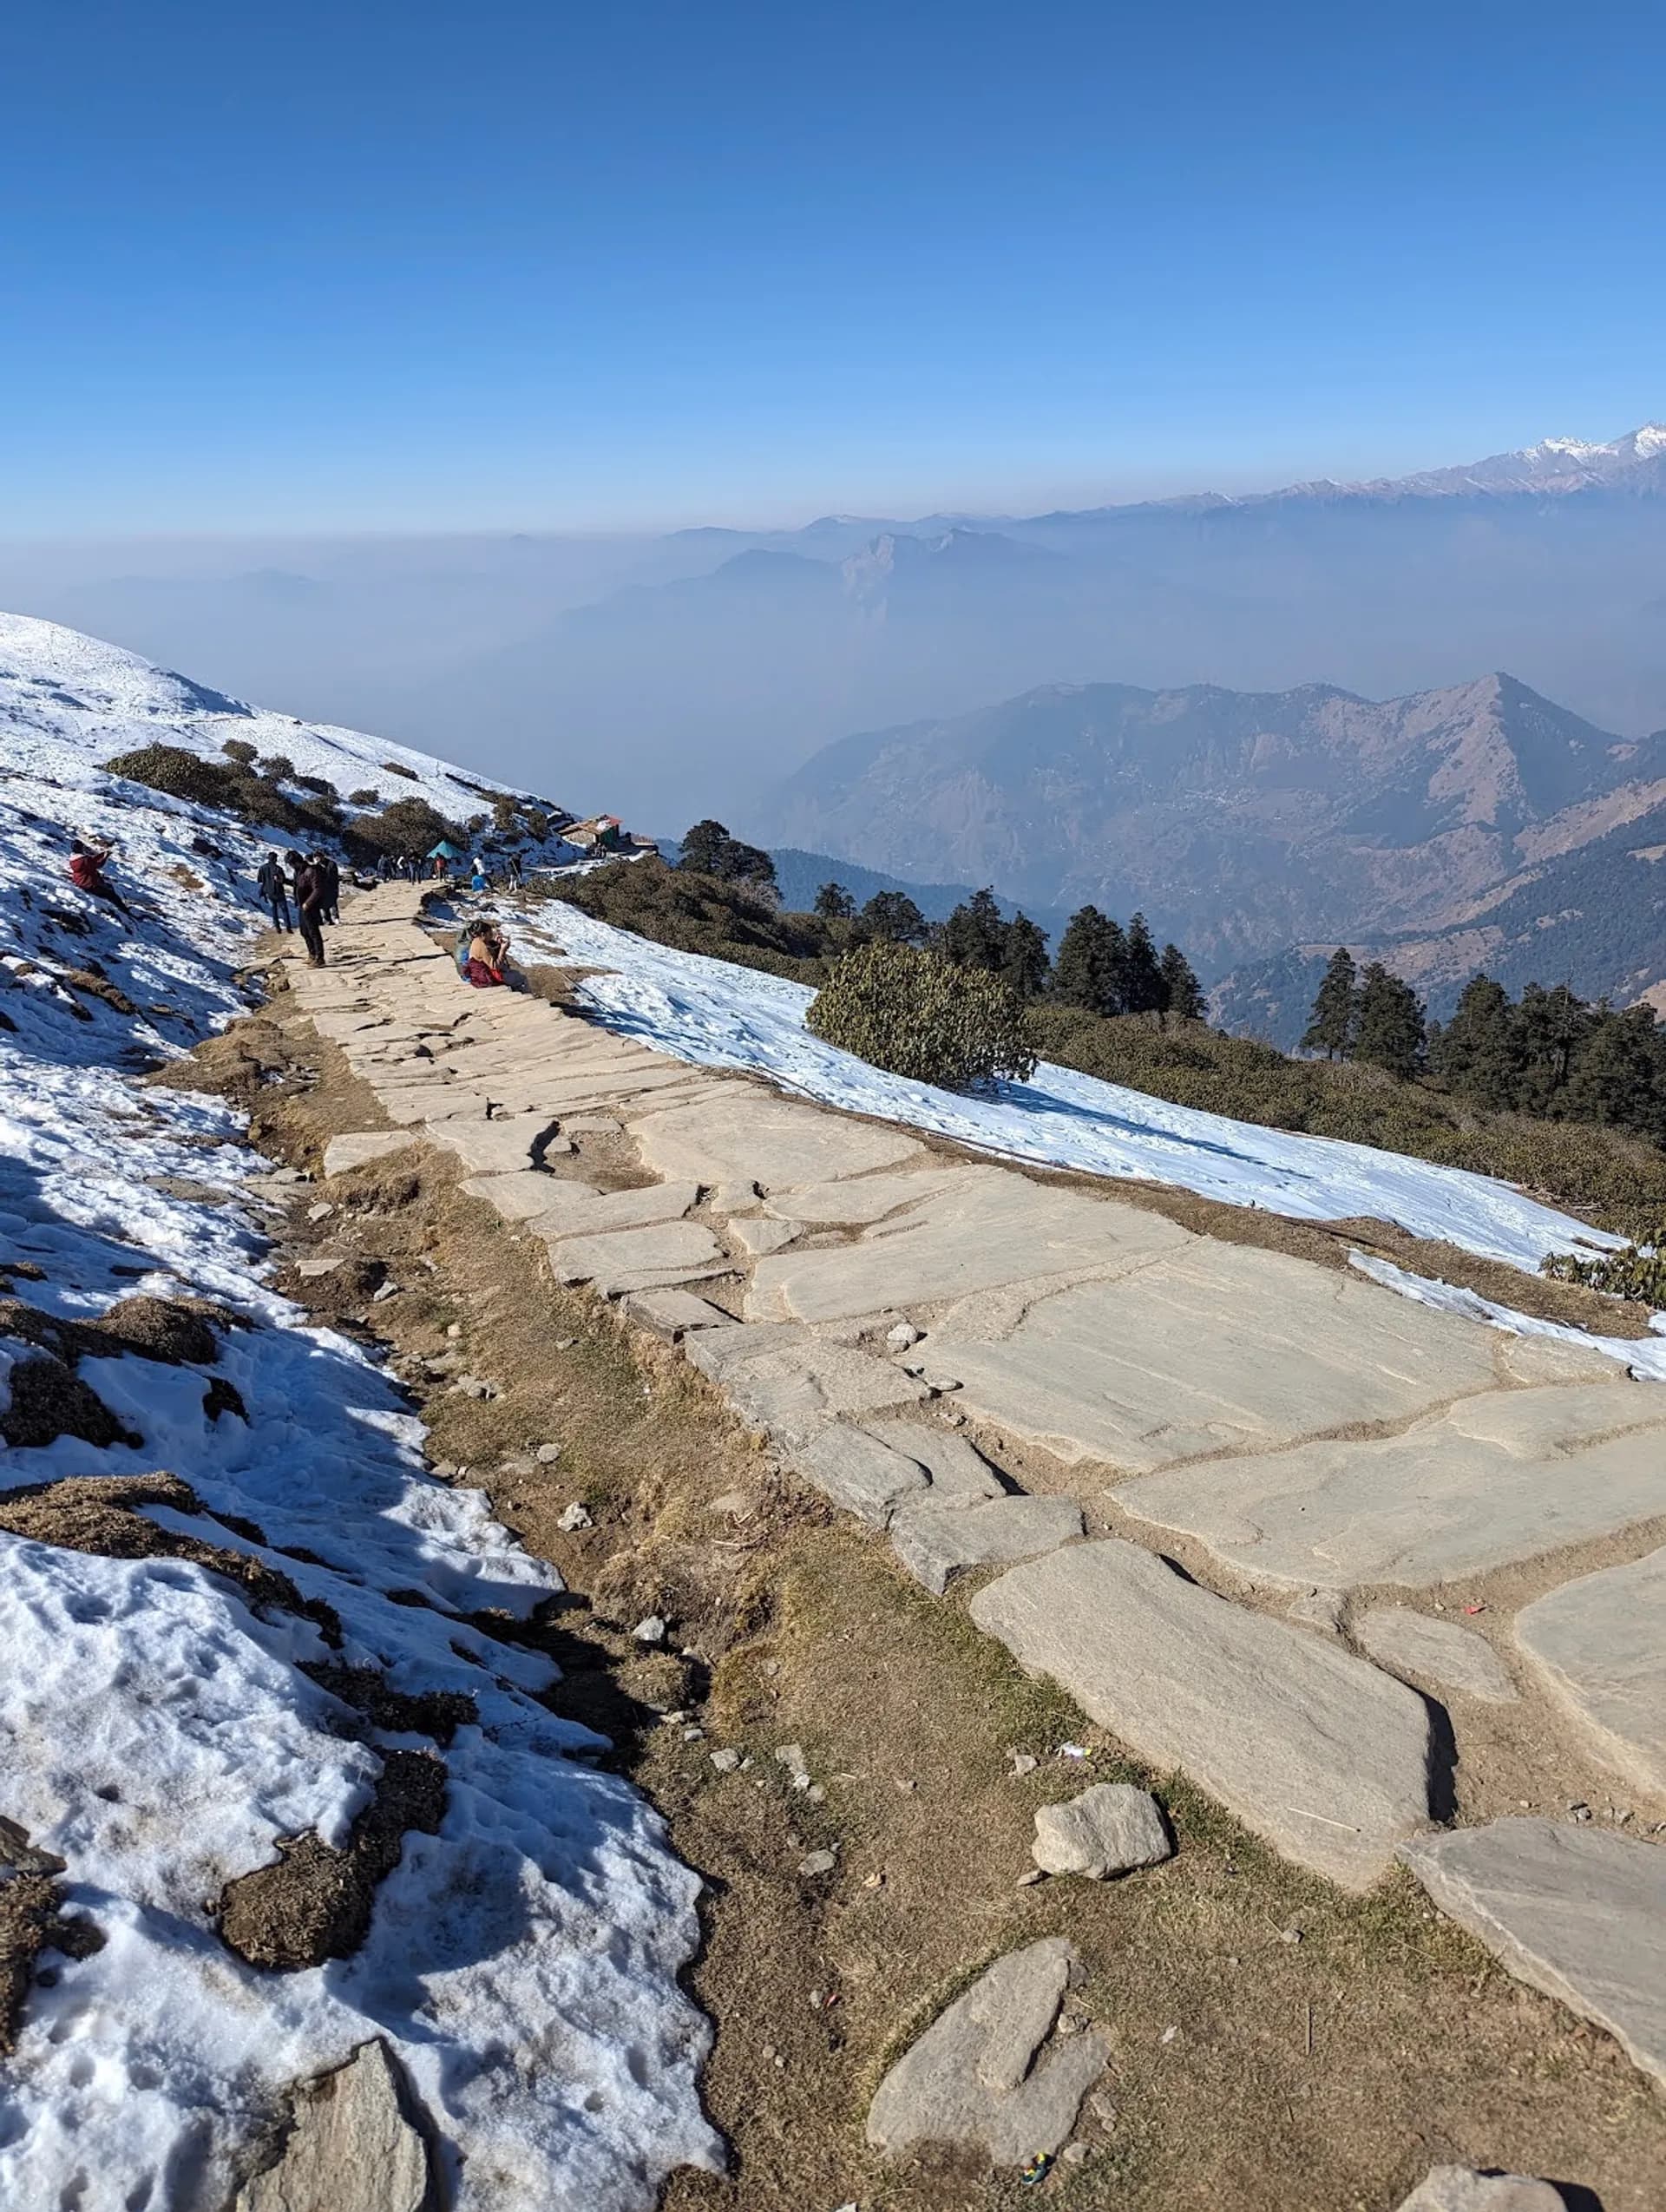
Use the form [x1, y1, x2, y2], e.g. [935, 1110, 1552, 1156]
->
[1001, 912, 1052, 1001]
[1157, 942, 1204, 1025]
[1052, 906, 1115, 1013]
[814, 881, 856, 919]
[857, 889, 928, 945]
[1120, 912, 1165, 1018]
[941, 887, 1010, 973]
[678, 818, 731, 875]
[1563, 1002, 1665, 1136]
[1353, 962, 1427, 1079]
[1302, 948, 1358, 1058]
[1429, 974, 1519, 1106]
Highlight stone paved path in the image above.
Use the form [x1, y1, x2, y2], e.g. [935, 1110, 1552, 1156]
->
[284, 886, 1666, 2077]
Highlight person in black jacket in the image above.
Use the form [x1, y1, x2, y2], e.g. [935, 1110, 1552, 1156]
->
[315, 851, 341, 924]
[293, 857, 327, 967]
[257, 852, 292, 931]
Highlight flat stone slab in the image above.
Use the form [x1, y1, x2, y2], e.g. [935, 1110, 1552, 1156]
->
[890, 1493, 1085, 1594]
[321, 1132, 416, 1178]
[1033, 1782, 1171, 1878]
[937, 1241, 1497, 1473]
[461, 1171, 602, 1220]
[1112, 1383, 1666, 1587]
[749, 1170, 1185, 1326]
[971, 1540, 1433, 1890]
[544, 1219, 724, 1292]
[1395, 2169, 1566, 2212]
[633, 1088, 925, 1204]
[535, 1180, 701, 1236]
[1400, 1818, 1666, 2090]
[1516, 1547, 1666, 1795]
[729, 1215, 798, 1257]
[1355, 1608, 1518, 1705]
[866, 1937, 1109, 2168]
[795, 1423, 930, 1526]
[766, 1164, 986, 1226]
[859, 1420, 1005, 1503]
[686, 1326, 928, 1443]
[621, 1288, 732, 1341]
[237, 2038, 430, 2212]
[423, 1113, 562, 1178]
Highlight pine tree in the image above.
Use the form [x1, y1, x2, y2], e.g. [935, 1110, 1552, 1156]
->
[941, 887, 1010, 973]
[1052, 906, 1115, 1014]
[1564, 1003, 1666, 1136]
[1157, 942, 1204, 1025]
[1514, 982, 1590, 1111]
[1302, 948, 1358, 1058]
[814, 882, 856, 919]
[1353, 962, 1427, 1079]
[1120, 912, 1164, 1018]
[1001, 912, 1051, 1001]
[1429, 974, 1520, 1106]
[678, 818, 731, 875]
[857, 889, 928, 945]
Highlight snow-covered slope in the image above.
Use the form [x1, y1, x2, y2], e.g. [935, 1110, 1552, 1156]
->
[509, 898, 1627, 1278]
[0, 619, 717, 2209]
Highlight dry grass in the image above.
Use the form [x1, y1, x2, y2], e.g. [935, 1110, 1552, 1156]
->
[161, 992, 1666, 2212]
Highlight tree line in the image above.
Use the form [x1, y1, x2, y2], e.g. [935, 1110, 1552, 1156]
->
[673, 822, 1207, 1026]
[1303, 948, 1666, 1142]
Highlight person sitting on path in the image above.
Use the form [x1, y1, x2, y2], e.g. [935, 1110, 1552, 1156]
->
[68, 837, 134, 920]
[462, 922, 510, 987]
[292, 856, 328, 968]
[257, 851, 292, 932]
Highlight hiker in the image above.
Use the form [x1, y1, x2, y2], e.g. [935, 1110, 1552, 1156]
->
[257, 851, 292, 931]
[68, 837, 134, 920]
[292, 856, 327, 967]
[315, 850, 341, 924]
[505, 850, 524, 888]
[469, 856, 489, 893]
[462, 922, 510, 988]
[377, 851, 393, 881]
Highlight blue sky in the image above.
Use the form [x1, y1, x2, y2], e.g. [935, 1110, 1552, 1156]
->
[4, 0, 1663, 533]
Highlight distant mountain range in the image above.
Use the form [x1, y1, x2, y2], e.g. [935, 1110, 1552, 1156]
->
[752, 669, 1666, 1028]
[384, 423, 1666, 824]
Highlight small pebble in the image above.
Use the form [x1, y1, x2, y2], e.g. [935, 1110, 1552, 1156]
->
[557, 1501, 592, 1533]
[1160, 2025, 1178, 2045]
[710, 1748, 740, 1772]
[1060, 2143, 1091, 2168]
[555, 1337, 576, 1350]
[535, 1441, 562, 1465]
[1008, 1751, 1037, 1778]
[681, 1724, 705, 1743]
[633, 1615, 666, 1644]
[445, 1323, 462, 1339]
[1016, 1868, 1046, 1887]
[797, 1848, 837, 1877]
[305, 1201, 334, 1223]
[371, 1281, 399, 1303]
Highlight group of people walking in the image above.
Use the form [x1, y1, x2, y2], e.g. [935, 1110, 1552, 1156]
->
[257, 849, 339, 967]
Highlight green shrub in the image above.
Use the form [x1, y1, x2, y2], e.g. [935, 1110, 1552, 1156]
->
[381, 759, 420, 780]
[527, 855, 841, 980]
[292, 772, 338, 800]
[258, 752, 295, 782]
[1542, 1229, 1666, 1305]
[102, 745, 341, 838]
[343, 793, 464, 861]
[807, 939, 1036, 1089]
[346, 787, 379, 806]
[220, 737, 259, 765]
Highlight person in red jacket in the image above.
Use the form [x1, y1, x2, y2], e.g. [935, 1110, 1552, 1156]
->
[69, 838, 134, 919]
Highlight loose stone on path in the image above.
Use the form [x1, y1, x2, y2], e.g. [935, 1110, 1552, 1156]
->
[971, 1540, 1433, 1890]
[1400, 1818, 1666, 2090]
[1032, 1784, 1171, 1879]
[866, 1937, 1109, 2168]
[1394, 2169, 1567, 2211]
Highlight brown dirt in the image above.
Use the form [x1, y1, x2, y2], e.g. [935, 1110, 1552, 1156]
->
[218, 1747, 447, 1972]
[301, 1663, 477, 1746]
[0, 1863, 103, 2058]
[174, 994, 1666, 2212]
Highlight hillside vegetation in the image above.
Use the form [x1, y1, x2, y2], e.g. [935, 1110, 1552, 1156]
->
[530, 857, 1666, 1237]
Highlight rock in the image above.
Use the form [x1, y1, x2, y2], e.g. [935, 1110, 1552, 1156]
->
[731, 1215, 799, 1257]
[1032, 1784, 1171, 1879]
[887, 1321, 922, 1350]
[534, 1442, 562, 1465]
[860, 1419, 1004, 1503]
[371, 1281, 400, 1303]
[792, 1423, 929, 1527]
[621, 1287, 731, 1340]
[556, 1501, 592, 1533]
[710, 1748, 740, 1773]
[970, 1540, 1433, 1891]
[633, 1614, 666, 1644]
[305, 1201, 335, 1224]
[544, 1219, 725, 1295]
[295, 1255, 344, 1279]
[1288, 1589, 1346, 1635]
[774, 1743, 810, 1785]
[236, 2037, 431, 2212]
[890, 1494, 1085, 1595]
[1394, 2169, 1567, 2211]
[447, 1374, 496, 1400]
[321, 1132, 415, 1178]
[1112, 1382, 1666, 1586]
[424, 1113, 562, 1178]
[1400, 1818, 1666, 2090]
[1355, 1608, 1518, 1704]
[685, 1324, 928, 1444]
[632, 1088, 926, 1208]
[1515, 1547, 1666, 1795]
[797, 1848, 837, 1876]
[866, 1937, 1110, 2168]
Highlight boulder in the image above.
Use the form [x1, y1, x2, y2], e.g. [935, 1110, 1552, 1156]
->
[866, 1937, 1108, 2167]
[1032, 1784, 1171, 1878]
[1394, 2167, 1566, 2210]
